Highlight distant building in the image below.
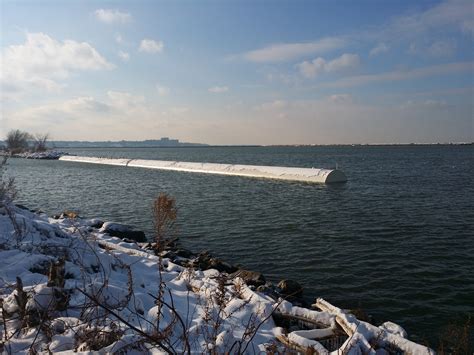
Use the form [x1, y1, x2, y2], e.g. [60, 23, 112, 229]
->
[47, 137, 207, 148]
[144, 137, 180, 146]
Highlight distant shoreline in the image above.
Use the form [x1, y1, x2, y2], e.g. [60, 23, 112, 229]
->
[2, 142, 472, 151]
[53, 142, 472, 148]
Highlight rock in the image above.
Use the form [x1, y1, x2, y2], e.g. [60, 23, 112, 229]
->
[175, 248, 195, 259]
[99, 222, 147, 243]
[160, 250, 176, 259]
[256, 282, 279, 300]
[85, 218, 104, 229]
[208, 259, 237, 273]
[191, 252, 238, 273]
[379, 321, 407, 338]
[277, 279, 303, 298]
[231, 269, 266, 287]
[15, 204, 34, 212]
[60, 210, 80, 219]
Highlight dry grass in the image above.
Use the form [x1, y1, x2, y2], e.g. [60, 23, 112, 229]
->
[0, 157, 16, 208]
[437, 315, 472, 355]
[152, 193, 178, 253]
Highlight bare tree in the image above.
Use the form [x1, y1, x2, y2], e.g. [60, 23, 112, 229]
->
[33, 133, 49, 152]
[5, 129, 31, 154]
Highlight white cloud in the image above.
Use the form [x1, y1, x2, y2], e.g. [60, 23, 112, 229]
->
[462, 19, 474, 35]
[94, 9, 131, 24]
[238, 1, 471, 65]
[118, 50, 130, 62]
[242, 37, 345, 62]
[427, 40, 457, 57]
[298, 58, 325, 79]
[1, 32, 114, 99]
[409, 39, 456, 57]
[156, 85, 170, 96]
[4, 92, 470, 144]
[369, 43, 389, 56]
[325, 53, 360, 72]
[68, 96, 110, 112]
[208, 86, 229, 93]
[34, 92, 140, 118]
[255, 100, 288, 111]
[107, 91, 145, 110]
[298, 53, 360, 78]
[401, 99, 449, 109]
[115, 34, 124, 44]
[424, 99, 449, 108]
[139, 39, 164, 53]
[329, 94, 353, 104]
[168, 107, 189, 115]
[384, 0, 472, 39]
[408, 42, 419, 54]
[4, 91, 156, 139]
[322, 61, 473, 88]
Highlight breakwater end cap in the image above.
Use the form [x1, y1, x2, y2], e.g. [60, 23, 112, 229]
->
[325, 169, 348, 183]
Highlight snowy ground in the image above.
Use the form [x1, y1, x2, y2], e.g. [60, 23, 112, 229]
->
[0, 206, 433, 354]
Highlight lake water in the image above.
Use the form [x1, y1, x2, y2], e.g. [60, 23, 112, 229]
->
[5, 145, 474, 344]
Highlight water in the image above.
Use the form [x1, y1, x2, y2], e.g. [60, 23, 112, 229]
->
[5, 145, 474, 344]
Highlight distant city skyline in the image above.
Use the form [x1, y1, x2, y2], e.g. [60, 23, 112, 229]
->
[1, 0, 473, 144]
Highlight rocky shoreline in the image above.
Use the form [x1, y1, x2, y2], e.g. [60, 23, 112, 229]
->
[51, 208, 308, 308]
[0, 203, 435, 353]
[7, 151, 69, 160]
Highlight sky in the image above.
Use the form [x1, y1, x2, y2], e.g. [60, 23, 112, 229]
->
[0, 0, 473, 145]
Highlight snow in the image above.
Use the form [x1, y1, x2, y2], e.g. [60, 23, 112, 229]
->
[14, 151, 67, 160]
[0, 205, 432, 353]
[59, 155, 348, 183]
[99, 221, 133, 233]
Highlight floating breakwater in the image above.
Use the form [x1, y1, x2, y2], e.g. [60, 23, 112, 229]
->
[58, 155, 348, 183]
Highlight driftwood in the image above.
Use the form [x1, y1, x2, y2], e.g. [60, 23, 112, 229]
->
[272, 298, 434, 354]
[276, 333, 329, 355]
[314, 298, 435, 355]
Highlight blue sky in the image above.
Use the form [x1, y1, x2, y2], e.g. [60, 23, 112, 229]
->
[1, 0, 473, 144]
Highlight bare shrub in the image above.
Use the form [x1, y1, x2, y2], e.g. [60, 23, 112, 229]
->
[437, 315, 472, 355]
[0, 192, 284, 354]
[5, 130, 31, 154]
[0, 157, 25, 244]
[32, 133, 49, 152]
[0, 157, 16, 208]
[152, 193, 177, 253]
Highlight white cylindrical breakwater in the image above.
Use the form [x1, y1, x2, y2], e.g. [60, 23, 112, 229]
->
[59, 156, 347, 184]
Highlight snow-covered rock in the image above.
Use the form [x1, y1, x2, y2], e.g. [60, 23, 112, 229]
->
[14, 151, 68, 160]
[0, 206, 434, 354]
[99, 221, 146, 242]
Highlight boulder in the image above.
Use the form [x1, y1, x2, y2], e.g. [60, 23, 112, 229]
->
[175, 248, 195, 259]
[99, 222, 146, 243]
[85, 218, 104, 229]
[277, 279, 303, 298]
[192, 252, 238, 274]
[60, 210, 80, 219]
[15, 204, 34, 212]
[231, 269, 266, 287]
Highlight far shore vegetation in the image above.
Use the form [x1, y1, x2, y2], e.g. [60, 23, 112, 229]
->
[2, 129, 49, 154]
